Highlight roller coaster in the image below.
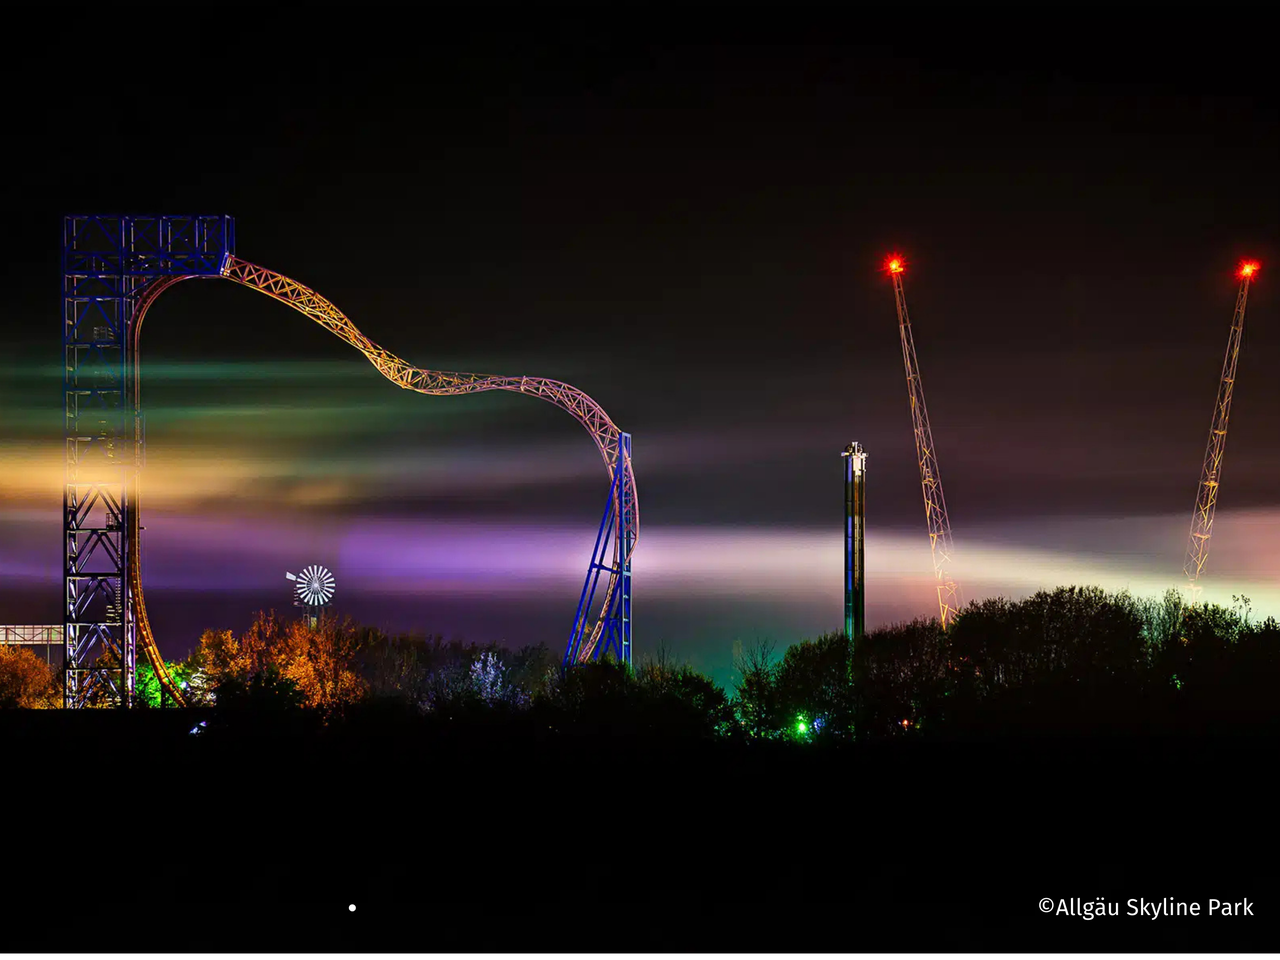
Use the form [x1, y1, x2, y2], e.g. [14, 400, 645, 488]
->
[63, 215, 636, 708]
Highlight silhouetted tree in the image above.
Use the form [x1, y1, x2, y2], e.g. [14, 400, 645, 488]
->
[1136, 588, 1187, 663]
[731, 640, 783, 739]
[508, 643, 560, 701]
[172, 584, 1280, 742]
[211, 666, 304, 712]
[1154, 599, 1243, 705]
[774, 632, 854, 740]
[550, 654, 635, 729]
[636, 644, 734, 738]
[357, 632, 432, 702]
[852, 617, 948, 739]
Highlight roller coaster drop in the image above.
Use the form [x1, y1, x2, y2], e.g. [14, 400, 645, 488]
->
[63, 215, 637, 708]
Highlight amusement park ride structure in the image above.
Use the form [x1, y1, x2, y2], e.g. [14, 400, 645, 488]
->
[56, 215, 1252, 709]
[1184, 261, 1260, 594]
[62, 215, 636, 708]
[886, 256, 961, 629]
[842, 441, 867, 641]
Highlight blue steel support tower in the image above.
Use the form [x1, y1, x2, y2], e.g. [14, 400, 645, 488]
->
[564, 432, 634, 668]
[62, 216, 233, 707]
[843, 441, 867, 642]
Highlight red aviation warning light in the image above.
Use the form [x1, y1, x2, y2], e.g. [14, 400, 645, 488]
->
[1239, 260, 1260, 280]
[885, 254, 906, 275]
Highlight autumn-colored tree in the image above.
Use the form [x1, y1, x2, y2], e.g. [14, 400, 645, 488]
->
[237, 609, 286, 677]
[274, 614, 369, 715]
[0, 646, 60, 708]
[182, 611, 289, 704]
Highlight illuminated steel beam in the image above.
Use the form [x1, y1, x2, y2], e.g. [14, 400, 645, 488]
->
[1184, 261, 1259, 590]
[218, 256, 638, 666]
[109, 247, 639, 707]
[70, 216, 639, 705]
[564, 433, 633, 667]
[62, 216, 233, 708]
[887, 256, 961, 628]
[0, 625, 64, 645]
[0, 626, 62, 666]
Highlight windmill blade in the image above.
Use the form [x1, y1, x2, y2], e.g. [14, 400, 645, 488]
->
[291, 563, 336, 607]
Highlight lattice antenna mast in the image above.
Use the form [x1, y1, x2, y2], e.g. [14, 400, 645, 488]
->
[887, 256, 961, 628]
[1184, 261, 1259, 592]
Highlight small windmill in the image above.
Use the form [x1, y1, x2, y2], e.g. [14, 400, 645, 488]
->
[286, 564, 335, 627]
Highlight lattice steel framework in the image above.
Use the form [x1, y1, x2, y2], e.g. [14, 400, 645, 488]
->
[1184, 261, 1259, 590]
[218, 257, 638, 668]
[0, 626, 62, 665]
[63, 217, 637, 707]
[888, 257, 960, 628]
[564, 432, 633, 667]
[843, 441, 867, 642]
[62, 216, 233, 708]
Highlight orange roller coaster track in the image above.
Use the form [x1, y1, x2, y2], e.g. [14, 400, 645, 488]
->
[122, 257, 638, 708]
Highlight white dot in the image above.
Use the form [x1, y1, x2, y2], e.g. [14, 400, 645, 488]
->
[348, 904, 356, 912]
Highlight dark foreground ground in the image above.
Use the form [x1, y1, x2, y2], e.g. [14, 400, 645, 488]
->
[3, 709, 1278, 952]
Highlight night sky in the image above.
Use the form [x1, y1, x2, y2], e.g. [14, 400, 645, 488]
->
[2, 11, 1278, 687]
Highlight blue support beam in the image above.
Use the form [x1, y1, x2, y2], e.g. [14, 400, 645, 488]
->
[564, 433, 633, 669]
[62, 216, 233, 708]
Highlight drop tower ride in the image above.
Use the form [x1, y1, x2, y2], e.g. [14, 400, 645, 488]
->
[843, 441, 867, 641]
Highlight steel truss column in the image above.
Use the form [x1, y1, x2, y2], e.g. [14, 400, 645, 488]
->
[564, 433, 634, 668]
[62, 215, 233, 708]
[1184, 263, 1257, 590]
[889, 260, 961, 629]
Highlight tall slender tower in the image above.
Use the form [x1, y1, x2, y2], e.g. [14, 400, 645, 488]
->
[1184, 260, 1259, 592]
[843, 441, 867, 641]
[887, 255, 961, 628]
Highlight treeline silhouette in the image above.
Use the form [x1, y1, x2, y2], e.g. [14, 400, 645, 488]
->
[8, 583, 1273, 740]
[853, 585, 1280, 738]
[6, 585, 1280, 950]
[5, 584, 1279, 740]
